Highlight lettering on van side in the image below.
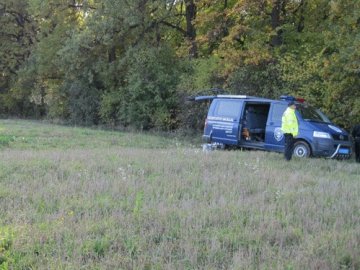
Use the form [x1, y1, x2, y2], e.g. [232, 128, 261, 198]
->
[207, 116, 236, 136]
[213, 123, 233, 132]
[211, 123, 235, 135]
[208, 116, 234, 122]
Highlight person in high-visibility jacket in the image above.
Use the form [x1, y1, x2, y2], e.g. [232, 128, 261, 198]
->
[281, 101, 299, 160]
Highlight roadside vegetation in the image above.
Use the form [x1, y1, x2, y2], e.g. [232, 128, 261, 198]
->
[0, 119, 359, 269]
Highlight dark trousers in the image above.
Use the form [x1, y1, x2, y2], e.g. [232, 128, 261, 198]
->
[355, 138, 360, 163]
[284, 134, 295, 161]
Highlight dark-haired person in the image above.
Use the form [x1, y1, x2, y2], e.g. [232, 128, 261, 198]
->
[352, 124, 360, 163]
[281, 101, 299, 161]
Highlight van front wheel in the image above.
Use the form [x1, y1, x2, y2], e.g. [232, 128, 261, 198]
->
[293, 141, 311, 158]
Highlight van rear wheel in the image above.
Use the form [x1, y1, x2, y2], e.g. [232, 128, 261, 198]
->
[293, 141, 311, 158]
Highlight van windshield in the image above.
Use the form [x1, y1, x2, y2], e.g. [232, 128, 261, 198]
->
[297, 104, 331, 123]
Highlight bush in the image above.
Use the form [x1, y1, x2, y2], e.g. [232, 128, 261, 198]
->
[100, 44, 182, 130]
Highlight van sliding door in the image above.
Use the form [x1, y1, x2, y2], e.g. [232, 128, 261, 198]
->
[265, 103, 287, 151]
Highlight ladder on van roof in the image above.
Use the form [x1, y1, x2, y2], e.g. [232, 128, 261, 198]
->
[194, 94, 254, 101]
[217, 95, 254, 99]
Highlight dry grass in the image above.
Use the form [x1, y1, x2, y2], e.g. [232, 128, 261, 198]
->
[0, 120, 359, 269]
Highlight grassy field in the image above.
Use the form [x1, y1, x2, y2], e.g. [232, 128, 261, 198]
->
[0, 119, 359, 269]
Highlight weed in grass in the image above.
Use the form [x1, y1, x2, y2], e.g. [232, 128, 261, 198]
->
[0, 135, 14, 148]
[0, 227, 14, 270]
[81, 237, 111, 260]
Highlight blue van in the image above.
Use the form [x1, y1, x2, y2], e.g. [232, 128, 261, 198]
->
[195, 94, 352, 158]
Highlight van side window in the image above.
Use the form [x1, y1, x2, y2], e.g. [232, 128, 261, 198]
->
[271, 104, 287, 122]
[215, 100, 241, 118]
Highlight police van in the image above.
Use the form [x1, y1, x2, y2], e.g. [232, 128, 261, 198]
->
[195, 94, 352, 158]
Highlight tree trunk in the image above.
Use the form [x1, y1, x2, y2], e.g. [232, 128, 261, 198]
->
[108, 46, 116, 63]
[184, 0, 197, 58]
[270, 0, 284, 47]
[297, 0, 306, 32]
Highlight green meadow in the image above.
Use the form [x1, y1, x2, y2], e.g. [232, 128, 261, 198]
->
[0, 119, 359, 269]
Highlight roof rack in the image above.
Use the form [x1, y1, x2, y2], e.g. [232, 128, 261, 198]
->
[217, 95, 253, 99]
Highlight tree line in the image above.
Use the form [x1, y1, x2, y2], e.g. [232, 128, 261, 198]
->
[1, 0, 359, 131]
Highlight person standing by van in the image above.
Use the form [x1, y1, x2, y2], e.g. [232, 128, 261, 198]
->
[352, 124, 360, 163]
[281, 101, 299, 161]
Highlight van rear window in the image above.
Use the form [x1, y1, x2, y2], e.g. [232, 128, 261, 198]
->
[214, 100, 241, 118]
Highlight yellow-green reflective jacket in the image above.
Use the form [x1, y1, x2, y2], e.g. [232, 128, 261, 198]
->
[281, 107, 299, 136]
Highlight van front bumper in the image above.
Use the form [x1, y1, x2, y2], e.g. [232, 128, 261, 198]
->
[312, 138, 352, 159]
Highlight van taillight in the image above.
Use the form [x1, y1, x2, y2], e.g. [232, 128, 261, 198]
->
[204, 119, 208, 129]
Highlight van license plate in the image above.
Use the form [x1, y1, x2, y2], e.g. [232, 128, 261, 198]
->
[339, 148, 349, 154]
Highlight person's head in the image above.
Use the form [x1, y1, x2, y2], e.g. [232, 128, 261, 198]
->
[288, 101, 296, 109]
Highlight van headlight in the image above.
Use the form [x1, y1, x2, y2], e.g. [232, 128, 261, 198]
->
[313, 131, 331, 139]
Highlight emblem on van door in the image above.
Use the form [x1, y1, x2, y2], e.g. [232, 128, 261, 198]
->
[274, 127, 284, 141]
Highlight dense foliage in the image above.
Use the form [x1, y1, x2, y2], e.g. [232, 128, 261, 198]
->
[1, 0, 359, 130]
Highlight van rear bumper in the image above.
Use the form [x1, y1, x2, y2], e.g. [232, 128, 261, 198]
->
[202, 135, 211, 143]
[312, 138, 352, 158]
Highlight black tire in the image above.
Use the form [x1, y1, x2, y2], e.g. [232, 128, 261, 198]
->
[293, 141, 311, 158]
